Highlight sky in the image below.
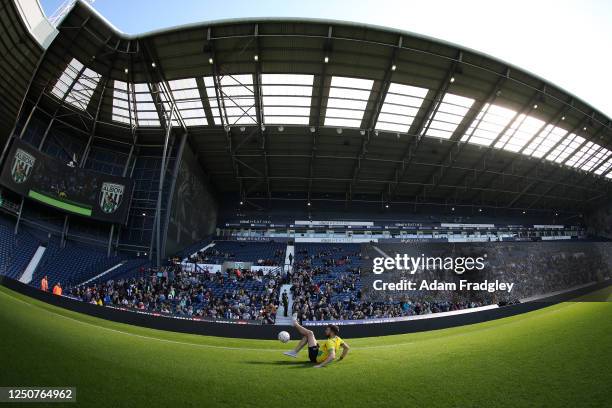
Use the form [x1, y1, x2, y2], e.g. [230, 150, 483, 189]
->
[40, 0, 612, 119]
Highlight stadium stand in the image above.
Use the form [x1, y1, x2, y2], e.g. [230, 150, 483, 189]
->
[1, 204, 610, 325]
[0, 0, 610, 330]
[70, 265, 282, 323]
[0, 218, 41, 280]
[31, 239, 125, 287]
[187, 241, 286, 266]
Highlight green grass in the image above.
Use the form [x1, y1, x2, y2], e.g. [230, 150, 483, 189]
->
[0, 286, 610, 408]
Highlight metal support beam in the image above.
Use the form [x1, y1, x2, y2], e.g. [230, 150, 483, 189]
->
[154, 105, 175, 266]
[388, 51, 463, 200]
[349, 35, 401, 201]
[80, 77, 111, 168]
[107, 225, 115, 257]
[465, 104, 572, 204]
[526, 125, 608, 209]
[60, 216, 69, 249]
[234, 174, 584, 204]
[252, 24, 271, 202]
[307, 27, 333, 203]
[161, 131, 187, 258]
[448, 88, 545, 200]
[204, 151, 602, 195]
[505, 115, 593, 208]
[417, 74, 513, 202]
[0, 90, 45, 168]
[13, 200, 24, 235]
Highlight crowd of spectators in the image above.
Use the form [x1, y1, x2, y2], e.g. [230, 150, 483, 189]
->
[70, 263, 281, 323]
[291, 242, 611, 322]
[290, 245, 363, 321]
[67, 241, 610, 324]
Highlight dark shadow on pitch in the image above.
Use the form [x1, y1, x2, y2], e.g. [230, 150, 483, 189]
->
[244, 360, 313, 368]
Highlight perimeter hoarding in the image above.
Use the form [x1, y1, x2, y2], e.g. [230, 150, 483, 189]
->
[0, 138, 134, 224]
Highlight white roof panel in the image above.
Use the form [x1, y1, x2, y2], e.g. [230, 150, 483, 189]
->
[462, 103, 516, 146]
[324, 76, 373, 128]
[545, 133, 585, 163]
[494, 114, 546, 153]
[112, 80, 132, 125]
[523, 124, 568, 158]
[262, 74, 313, 125]
[204, 74, 257, 126]
[167, 78, 206, 127]
[375, 83, 428, 133]
[51, 59, 100, 111]
[423, 93, 474, 140]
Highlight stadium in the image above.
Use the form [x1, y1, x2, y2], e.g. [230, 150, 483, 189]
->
[0, 0, 610, 406]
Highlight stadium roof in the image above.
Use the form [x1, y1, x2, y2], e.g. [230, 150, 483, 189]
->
[7, 0, 612, 215]
[0, 1, 45, 141]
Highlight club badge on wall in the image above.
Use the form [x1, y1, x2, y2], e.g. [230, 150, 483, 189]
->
[11, 148, 36, 184]
[100, 182, 125, 214]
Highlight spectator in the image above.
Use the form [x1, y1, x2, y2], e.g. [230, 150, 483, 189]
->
[40, 275, 48, 292]
[282, 291, 289, 317]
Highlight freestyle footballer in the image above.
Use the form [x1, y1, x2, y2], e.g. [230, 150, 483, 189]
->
[283, 318, 350, 368]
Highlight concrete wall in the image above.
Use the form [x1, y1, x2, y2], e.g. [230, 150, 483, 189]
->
[165, 142, 218, 256]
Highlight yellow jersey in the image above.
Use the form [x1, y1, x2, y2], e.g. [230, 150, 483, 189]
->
[316, 336, 344, 363]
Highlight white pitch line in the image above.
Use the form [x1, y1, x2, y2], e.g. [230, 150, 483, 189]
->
[0, 289, 279, 353]
[0, 288, 573, 353]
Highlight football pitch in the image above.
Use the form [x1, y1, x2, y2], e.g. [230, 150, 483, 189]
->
[0, 285, 610, 408]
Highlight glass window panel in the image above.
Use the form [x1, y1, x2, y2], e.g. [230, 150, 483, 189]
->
[423, 93, 474, 140]
[545, 134, 585, 163]
[594, 157, 612, 176]
[133, 83, 160, 127]
[51, 58, 82, 99]
[495, 114, 545, 153]
[566, 141, 596, 168]
[462, 104, 516, 146]
[51, 59, 100, 111]
[375, 83, 428, 133]
[265, 116, 310, 125]
[203, 74, 256, 126]
[324, 76, 373, 128]
[112, 80, 132, 125]
[324, 118, 363, 128]
[523, 124, 568, 158]
[168, 78, 207, 127]
[581, 147, 612, 172]
[263, 96, 312, 107]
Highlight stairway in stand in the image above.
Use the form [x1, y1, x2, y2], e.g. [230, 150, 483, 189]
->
[275, 283, 294, 325]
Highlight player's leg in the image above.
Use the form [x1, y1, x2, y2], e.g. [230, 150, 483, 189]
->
[293, 336, 308, 353]
[283, 320, 318, 358]
[292, 319, 317, 347]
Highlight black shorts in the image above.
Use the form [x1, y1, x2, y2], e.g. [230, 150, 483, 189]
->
[308, 344, 320, 363]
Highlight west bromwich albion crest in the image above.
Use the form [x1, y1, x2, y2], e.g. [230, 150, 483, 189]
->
[100, 182, 125, 214]
[11, 148, 36, 184]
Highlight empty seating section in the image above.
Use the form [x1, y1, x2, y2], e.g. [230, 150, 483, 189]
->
[0, 218, 41, 280]
[191, 241, 286, 266]
[0, 217, 15, 276]
[178, 240, 213, 260]
[87, 258, 151, 285]
[32, 240, 124, 286]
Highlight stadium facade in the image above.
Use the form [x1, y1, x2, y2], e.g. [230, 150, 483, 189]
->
[0, 0, 610, 331]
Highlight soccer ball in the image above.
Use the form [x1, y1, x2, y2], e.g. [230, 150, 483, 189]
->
[278, 331, 290, 343]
